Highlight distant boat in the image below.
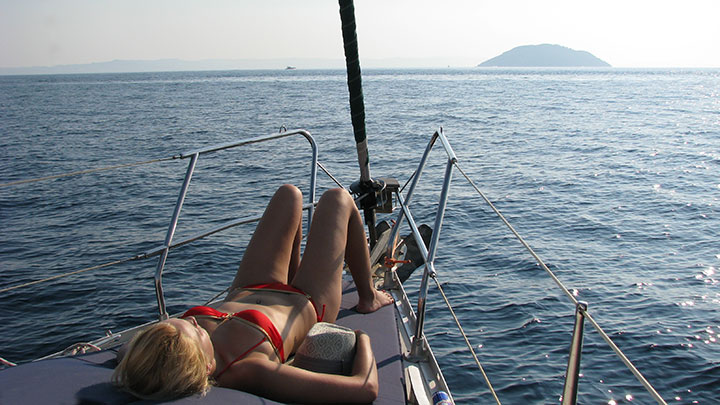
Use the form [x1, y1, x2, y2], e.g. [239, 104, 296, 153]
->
[285, 66, 297, 70]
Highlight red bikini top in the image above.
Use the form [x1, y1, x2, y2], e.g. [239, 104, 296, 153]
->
[181, 306, 285, 377]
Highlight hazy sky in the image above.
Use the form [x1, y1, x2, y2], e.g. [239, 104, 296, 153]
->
[2, 0, 719, 68]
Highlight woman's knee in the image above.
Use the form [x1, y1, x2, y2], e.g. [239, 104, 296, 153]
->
[319, 187, 354, 208]
[274, 184, 303, 203]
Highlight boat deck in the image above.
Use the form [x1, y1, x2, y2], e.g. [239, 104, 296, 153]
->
[0, 280, 406, 404]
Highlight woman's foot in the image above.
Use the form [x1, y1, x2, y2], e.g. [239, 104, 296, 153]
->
[356, 289, 394, 313]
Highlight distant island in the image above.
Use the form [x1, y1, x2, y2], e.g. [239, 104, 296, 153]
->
[478, 44, 610, 67]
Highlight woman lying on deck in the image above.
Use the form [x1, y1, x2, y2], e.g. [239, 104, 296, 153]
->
[113, 185, 394, 403]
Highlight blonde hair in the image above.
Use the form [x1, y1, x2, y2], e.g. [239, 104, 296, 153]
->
[112, 322, 210, 400]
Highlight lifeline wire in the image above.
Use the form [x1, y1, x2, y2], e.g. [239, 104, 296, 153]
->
[432, 275, 501, 405]
[0, 256, 141, 294]
[203, 287, 231, 306]
[1, 160, 342, 295]
[0, 156, 178, 188]
[316, 161, 346, 189]
[453, 162, 667, 405]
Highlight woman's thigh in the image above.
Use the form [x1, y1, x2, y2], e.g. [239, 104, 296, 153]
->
[291, 189, 354, 322]
[229, 185, 304, 290]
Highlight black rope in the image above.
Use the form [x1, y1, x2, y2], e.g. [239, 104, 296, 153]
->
[339, 0, 367, 146]
[339, 0, 378, 247]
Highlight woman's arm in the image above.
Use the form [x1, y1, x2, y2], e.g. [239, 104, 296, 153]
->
[221, 331, 378, 403]
[349, 330, 378, 395]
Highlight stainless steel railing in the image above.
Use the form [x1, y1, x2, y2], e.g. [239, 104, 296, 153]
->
[379, 128, 666, 404]
[154, 129, 318, 320]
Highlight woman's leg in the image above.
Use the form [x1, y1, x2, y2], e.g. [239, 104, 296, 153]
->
[229, 184, 303, 290]
[291, 188, 393, 322]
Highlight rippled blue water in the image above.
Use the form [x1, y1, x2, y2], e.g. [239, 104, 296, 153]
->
[1, 68, 719, 404]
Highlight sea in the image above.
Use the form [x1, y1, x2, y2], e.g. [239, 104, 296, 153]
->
[1, 68, 718, 404]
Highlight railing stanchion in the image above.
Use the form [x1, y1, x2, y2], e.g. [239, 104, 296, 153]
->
[409, 157, 454, 359]
[562, 301, 588, 405]
[155, 153, 198, 320]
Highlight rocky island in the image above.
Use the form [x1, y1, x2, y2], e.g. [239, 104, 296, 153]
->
[478, 44, 610, 67]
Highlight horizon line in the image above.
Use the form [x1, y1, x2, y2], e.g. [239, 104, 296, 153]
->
[2, 57, 718, 76]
